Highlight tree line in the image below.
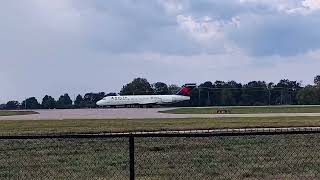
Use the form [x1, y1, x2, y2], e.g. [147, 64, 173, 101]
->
[1, 76, 320, 110]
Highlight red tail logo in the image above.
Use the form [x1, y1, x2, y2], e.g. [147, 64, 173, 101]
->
[180, 87, 192, 95]
[176, 84, 196, 96]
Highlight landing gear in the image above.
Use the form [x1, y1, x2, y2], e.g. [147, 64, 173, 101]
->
[139, 105, 146, 108]
[107, 104, 156, 108]
[139, 104, 155, 108]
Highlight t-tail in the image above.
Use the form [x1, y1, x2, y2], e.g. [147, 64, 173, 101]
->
[176, 84, 197, 96]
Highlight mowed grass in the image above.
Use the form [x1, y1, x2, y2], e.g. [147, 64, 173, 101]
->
[0, 138, 129, 180]
[1, 134, 320, 179]
[2, 116, 320, 135]
[135, 135, 320, 179]
[1, 117, 320, 179]
[0, 111, 38, 116]
[161, 106, 320, 114]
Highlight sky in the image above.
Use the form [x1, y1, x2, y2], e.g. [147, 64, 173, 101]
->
[1, 0, 320, 103]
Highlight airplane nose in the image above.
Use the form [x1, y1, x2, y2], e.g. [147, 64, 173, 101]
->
[96, 100, 103, 106]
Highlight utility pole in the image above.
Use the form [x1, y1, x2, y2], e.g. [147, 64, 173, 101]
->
[25, 98, 27, 109]
[288, 90, 292, 105]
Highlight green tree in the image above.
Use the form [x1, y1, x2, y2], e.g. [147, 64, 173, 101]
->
[168, 84, 181, 95]
[153, 82, 169, 95]
[297, 85, 319, 105]
[241, 81, 268, 105]
[198, 81, 215, 106]
[314, 75, 320, 86]
[221, 89, 236, 106]
[5, 101, 20, 110]
[83, 92, 105, 108]
[74, 94, 84, 108]
[272, 79, 302, 105]
[196, 81, 242, 106]
[212, 81, 226, 106]
[120, 78, 154, 95]
[225, 81, 242, 105]
[41, 95, 56, 109]
[56, 94, 73, 109]
[106, 93, 117, 96]
[21, 97, 41, 109]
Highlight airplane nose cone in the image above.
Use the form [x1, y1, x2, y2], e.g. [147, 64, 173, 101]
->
[96, 100, 103, 106]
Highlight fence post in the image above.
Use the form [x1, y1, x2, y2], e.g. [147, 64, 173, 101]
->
[129, 135, 135, 180]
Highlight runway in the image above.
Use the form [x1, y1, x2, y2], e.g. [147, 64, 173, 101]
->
[1, 108, 320, 120]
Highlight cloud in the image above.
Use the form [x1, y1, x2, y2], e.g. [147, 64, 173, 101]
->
[176, 15, 224, 42]
[303, 0, 320, 10]
[228, 11, 320, 56]
[175, 14, 242, 55]
[286, 0, 320, 14]
[157, 0, 187, 14]
[1, 0, 320, 102]
[239, 0, 320, 15]
[236, 0, 298, 15]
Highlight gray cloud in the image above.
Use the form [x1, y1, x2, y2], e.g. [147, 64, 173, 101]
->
[228, 11, 320, 56]
[1, 0, 320, 103]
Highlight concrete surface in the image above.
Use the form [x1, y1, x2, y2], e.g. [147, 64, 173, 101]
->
[1, 108, 320, 120]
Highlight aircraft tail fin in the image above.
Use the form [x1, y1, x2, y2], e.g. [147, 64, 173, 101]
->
[176, 84, 197, 96]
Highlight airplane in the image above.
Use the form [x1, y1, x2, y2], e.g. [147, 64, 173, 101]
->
[96, 84, 196, 107]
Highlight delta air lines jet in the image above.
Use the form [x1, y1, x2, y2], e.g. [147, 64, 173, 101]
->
[96, 84, 196, 107]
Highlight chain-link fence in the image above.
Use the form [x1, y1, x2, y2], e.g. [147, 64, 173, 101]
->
[0, 137, 129, 180]
[1, 130, 320, 179]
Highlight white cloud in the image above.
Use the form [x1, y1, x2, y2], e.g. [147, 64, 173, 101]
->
[305, 48, 320, 59]
[176, 14, 240, 47]
[176, 15, 224, 42]
[239, 0, 320, 15]
[303, 0, 320, 10]
[157, 0, 186, 14]
[289, 0, 320, 14]
[175, 14, 242, 55]
[238, 0, 298, 12]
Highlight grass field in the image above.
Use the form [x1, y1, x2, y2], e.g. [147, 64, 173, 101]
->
[1, 116, 320, 135]
[1, 134, 319, 179]
[0, 111, 38, 116]
[1, 116, 320, 179]
[161, 106, 320, 114]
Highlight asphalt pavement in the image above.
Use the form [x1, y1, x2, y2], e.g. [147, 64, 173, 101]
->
[1, 108, 320, 120]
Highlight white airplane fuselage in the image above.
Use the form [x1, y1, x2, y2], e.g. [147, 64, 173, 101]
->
[96, 95, 190, 106]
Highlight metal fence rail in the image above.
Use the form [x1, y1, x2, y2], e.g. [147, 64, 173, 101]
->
[1, 129, 320, 179]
